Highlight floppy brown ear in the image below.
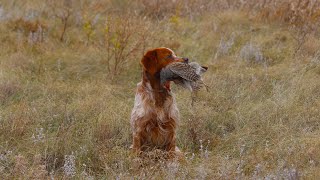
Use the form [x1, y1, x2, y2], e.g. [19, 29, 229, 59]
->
[141, 50, 158, 75]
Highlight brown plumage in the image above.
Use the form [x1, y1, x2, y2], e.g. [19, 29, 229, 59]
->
[160, 62, 208, 91]
[160, 62, 208, 105]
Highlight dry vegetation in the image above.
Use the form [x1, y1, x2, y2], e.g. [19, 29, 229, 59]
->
[1, 0, 320, 179]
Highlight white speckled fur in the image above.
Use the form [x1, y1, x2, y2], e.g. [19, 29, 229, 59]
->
[130, 82, 179, 148]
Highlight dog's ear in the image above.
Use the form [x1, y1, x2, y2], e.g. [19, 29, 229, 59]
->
[141, 49, 158, 74]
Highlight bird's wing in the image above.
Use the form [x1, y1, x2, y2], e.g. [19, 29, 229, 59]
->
[168, 62, 201, 82]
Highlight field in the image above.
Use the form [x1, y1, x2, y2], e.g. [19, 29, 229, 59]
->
[1, 0, 320, 179]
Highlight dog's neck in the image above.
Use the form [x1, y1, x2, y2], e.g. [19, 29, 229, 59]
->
[142, 71, 171, 106]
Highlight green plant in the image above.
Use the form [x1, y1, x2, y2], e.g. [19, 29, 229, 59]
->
[83, 21, 94, 45]
[101, 15, 148, 79]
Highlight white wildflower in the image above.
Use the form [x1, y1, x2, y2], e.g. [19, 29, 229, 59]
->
[32, 127, 45, 143]
[64, 153, 76, 177]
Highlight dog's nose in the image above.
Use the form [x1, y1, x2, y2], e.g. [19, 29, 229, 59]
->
[182, 58, 189, 63]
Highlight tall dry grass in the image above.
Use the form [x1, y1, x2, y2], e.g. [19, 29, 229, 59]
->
[0, 0, 320, 179]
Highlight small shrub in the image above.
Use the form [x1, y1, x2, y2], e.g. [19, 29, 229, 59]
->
[82, 11, 101, 45]
[239, 42, 264, 64]
[48, 0, 73, 42]
[83, 21, 94, 45]
[214, 33, 236, 59]
[101, 15, 149, 79]
[8, 18, 47, 43]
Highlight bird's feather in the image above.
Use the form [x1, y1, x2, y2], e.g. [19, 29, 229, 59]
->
[167, 62, 201, 82]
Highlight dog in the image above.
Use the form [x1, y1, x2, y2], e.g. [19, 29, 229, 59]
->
[130, 47, 188, 154]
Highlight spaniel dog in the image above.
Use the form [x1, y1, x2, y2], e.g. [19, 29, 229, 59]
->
[130, 47, 188, 154]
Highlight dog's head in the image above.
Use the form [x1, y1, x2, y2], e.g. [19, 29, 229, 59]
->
[141, 47, 188, 75]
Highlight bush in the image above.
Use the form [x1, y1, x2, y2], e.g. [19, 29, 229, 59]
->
[239, 43, 265, 64]
[100, 15, 150, 78]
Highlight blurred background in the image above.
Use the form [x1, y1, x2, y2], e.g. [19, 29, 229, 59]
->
[0, 0, 320, 179]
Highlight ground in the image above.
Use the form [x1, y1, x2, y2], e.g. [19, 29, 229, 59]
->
[0, 0, 320, 179]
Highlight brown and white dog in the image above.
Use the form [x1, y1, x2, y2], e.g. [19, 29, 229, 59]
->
[130, 47, 188, 154]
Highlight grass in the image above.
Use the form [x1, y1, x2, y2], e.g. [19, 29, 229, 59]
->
[0, 0, 320, 179]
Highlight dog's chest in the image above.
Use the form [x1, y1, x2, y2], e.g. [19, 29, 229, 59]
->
[133, 83, 178, 115]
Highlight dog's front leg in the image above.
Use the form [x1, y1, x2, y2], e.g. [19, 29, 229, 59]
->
[132, 133, 142, 153]
[165, 133, 177, 152]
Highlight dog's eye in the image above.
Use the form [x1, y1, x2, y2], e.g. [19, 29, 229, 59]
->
[166, 54, 173, 59]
